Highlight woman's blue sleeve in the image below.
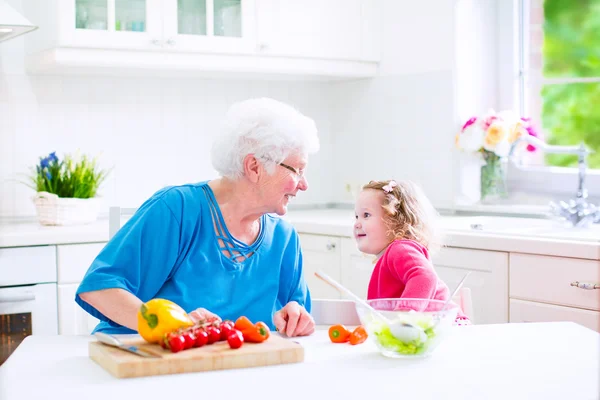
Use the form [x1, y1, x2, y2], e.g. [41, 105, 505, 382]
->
[75, 197, 181, 322]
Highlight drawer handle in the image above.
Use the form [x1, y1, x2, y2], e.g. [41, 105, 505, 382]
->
[570, 281, 600, 290]
[0, 293, 36, 303]
[326, 243, 336, 251]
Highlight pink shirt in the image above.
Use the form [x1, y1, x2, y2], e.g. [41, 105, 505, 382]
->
[367, 239, 468, 320]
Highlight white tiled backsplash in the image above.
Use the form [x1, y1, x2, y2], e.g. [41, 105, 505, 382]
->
[0, 73, 337, 217]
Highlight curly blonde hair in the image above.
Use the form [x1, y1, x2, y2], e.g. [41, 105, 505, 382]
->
[362, 180, 444, 254]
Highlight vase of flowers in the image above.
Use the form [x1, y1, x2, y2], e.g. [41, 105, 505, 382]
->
[455, 110, 540, 203]
[25, 151, 111, 226]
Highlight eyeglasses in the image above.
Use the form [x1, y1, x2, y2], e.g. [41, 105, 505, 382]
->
[278, 162, 305, 178]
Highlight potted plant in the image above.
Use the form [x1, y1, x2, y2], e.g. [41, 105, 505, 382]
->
[455, 110, 540, 203]
[25, 151, 111, 226]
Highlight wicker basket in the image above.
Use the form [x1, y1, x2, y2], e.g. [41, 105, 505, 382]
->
[32, 191, 101, 226]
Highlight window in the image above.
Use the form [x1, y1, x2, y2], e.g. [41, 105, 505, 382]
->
[520, 0, 600, 170]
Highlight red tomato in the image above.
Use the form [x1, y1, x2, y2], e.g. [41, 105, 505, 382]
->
[167, 333, 186, 353]
[194, 329, 209, 347]
[182, 331, 196, 349]
[206, 326, 221, 344]
[227, 329, 244, 349]
[220, 321, 234, 341]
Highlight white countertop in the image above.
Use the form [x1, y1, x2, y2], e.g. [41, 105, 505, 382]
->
[1, 210, 599, 259]
[1, 323, 598, 400]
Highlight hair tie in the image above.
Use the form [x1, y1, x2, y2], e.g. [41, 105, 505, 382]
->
[382, 180, 397, 193]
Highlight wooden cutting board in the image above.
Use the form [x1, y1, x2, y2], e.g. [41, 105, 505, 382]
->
[89, 334, 304, 379]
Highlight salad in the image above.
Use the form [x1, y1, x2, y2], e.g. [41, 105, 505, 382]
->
[368, 314, 443, 356]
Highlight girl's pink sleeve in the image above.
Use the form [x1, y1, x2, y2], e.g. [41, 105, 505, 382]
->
[387, 241, 437, 299]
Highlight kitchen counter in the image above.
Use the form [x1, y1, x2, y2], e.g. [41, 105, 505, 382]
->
[1, 322, 598, 400]
[1, 210, 598, 259]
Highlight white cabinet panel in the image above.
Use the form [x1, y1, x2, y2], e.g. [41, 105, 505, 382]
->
[510, 299, 600, 332]
[299, 234, 341, 300]
[432, 247, 509, 325]
[340, 237, 374, 299]
[256, 0, 380, 62]
[58, 283, 100, 335]
[57, 243, 105, 284]
[510, 253, 600, 311]
[0, 246, 56, 286]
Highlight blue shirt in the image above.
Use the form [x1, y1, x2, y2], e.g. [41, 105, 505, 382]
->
[76, 181, 311, 334]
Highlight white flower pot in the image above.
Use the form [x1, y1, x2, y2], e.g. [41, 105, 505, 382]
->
[32, 191, 101, 226]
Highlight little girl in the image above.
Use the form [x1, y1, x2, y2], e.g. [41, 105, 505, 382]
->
[353, 179, 470, 325]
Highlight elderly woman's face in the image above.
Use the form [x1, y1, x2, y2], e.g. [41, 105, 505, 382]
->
[264, 153, 309, 215]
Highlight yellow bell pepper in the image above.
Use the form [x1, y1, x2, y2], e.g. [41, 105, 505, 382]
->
[137, 298, 194, 344]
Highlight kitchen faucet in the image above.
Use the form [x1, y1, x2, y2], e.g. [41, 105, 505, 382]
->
[508, 135, 600, 227]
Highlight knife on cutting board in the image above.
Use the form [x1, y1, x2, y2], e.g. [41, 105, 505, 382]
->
[94, 332, 162, 358]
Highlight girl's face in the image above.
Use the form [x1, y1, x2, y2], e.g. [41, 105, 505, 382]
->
[354, 189, 392, 255]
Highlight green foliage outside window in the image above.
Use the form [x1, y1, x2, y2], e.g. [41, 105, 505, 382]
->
[542, 0, 600, 169]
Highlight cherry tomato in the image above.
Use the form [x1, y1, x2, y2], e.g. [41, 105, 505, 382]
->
[227, 329, 244, 349]
[194, 329, 209, 347]
[167, 333, 186, 353]
[220, 321, 234, 341]
[182, 331, 196, 349]
[206, 326, 221, 344]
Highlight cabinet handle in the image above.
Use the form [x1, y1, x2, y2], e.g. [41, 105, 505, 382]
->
[256, 42, 269, 52]
[570, 281, 600, 290]
[165, 38, 176, 46]
[326, 242, 336, 251]
[0, 292, 36, 303]
[151, 39, 163, 46]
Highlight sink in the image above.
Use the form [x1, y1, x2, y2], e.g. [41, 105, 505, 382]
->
[440, 216, 600, 242]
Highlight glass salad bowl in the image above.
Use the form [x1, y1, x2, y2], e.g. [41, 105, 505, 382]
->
[356, 298, 459, 359]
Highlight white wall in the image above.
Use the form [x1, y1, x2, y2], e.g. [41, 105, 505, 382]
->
[0, 2, 336, 218]
[330, 0, 460, 209]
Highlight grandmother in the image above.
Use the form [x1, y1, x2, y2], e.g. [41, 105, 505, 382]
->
[77, 98, 319, 337]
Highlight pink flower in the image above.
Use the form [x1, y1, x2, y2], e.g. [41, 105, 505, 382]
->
[483, 115, 498, 130]
[520, 117, 539, 152]
[461, 117, 477, 131]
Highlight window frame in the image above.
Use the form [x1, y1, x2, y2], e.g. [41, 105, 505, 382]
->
[498, 0, 600, 201]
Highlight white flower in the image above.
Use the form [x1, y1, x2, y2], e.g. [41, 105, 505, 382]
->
[458, 123, 486, 152]
[493, 139, 511, 158]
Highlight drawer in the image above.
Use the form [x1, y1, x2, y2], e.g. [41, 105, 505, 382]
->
[298, 234, 340, 254]
[510, 299, 600, 332]
[0, 246, 56, 286]
[510, 253, 600, 311]
[432, 247, 508, 272]
[57, 243, 106, 283]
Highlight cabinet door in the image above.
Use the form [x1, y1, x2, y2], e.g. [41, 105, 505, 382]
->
[57, 0, 164, 50]
[340, 237, 375, 299]
[162, 0, 256, 53]
[432, 247, 509, 325]
[299, 234, 341, 300]
[255, 0, 380, 61]
[57, 243, 106, 284]
[510, 299, 600, 332]
[58, 283, 100, 335]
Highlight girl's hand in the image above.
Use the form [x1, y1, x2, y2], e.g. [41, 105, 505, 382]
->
[273, 301, 315, 337]
[188, 308, 221, 323]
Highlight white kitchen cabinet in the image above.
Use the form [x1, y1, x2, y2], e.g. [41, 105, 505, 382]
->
[57, 243, 106, 283]
[509, 253, 600, 332]
[56, 243, 105, 334]
[340, 237, 375, 299]
[432, 247, 509, 325]
[510, 299, 600, 332]
[22, 0, 380, 78]
[255, 0, 382, 62]
[58, 283, 100, 335]
[299, 234, 341, 300]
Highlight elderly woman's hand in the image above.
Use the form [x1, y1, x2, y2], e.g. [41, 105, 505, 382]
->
[189, 307, 221, 324]
[273, 301, 315, 337]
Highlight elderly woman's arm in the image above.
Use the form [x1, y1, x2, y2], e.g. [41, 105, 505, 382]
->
[79, 288, 142, 331]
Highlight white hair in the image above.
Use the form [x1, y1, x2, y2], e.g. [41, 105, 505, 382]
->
[211, 98, 320, 179]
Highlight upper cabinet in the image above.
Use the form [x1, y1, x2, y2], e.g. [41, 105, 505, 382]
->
[22, 0, 381, 79]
